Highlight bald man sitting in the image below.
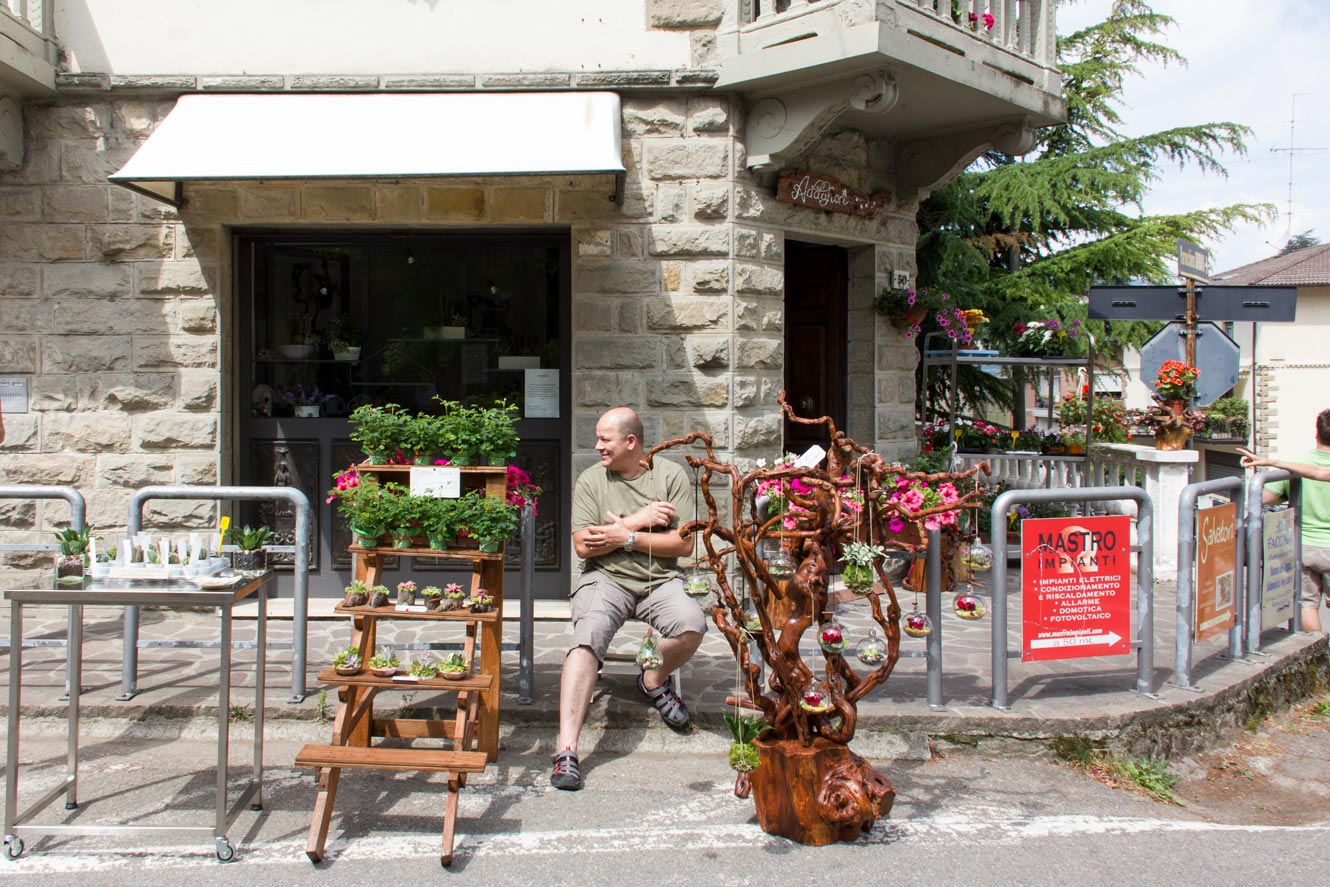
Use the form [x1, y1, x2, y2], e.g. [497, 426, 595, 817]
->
[551, 407, 707, 790]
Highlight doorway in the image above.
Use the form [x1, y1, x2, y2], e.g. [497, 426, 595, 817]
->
[784, 241, 848, 453]
[235, 231, 571, 599]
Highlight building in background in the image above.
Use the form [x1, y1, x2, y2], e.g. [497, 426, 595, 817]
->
[0, 0, 1064, 596]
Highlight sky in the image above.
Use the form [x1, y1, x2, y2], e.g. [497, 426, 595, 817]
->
[1053, 0, 1330, 274]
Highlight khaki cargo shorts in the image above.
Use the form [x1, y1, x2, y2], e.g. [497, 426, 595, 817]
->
[1300, 545, 1330, 610]
[568, 570, 708, 663]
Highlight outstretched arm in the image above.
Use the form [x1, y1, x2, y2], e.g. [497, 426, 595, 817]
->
[1239, 447, 1330, 484]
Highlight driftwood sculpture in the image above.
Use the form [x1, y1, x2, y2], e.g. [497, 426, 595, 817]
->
[647, 392, 988, 846]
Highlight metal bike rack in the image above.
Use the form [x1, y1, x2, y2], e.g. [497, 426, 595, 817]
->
[0, 484, 86, 700]
[1245, 469, 1302, 650]
[125, 485, 312, 702]
[989, 486, 1155, 709]
[1175, 477, 1246, 690]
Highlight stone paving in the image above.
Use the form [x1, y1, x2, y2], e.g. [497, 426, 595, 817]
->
[1, 572, 1324, 752]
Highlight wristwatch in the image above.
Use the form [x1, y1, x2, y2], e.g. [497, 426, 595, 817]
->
[624, 531, 637, 553]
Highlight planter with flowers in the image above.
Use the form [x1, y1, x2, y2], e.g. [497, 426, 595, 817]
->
[954, 418, 1003, 453]
[1055, 387, 1130, 448]
[874, 287, 952, 339]
[1148, 360, 1202, 450]
[285, 384, 333, 418]
[1011, 319, 1083, 358]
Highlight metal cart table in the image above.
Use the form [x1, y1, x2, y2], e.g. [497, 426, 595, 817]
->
[3, 571, 274, 863]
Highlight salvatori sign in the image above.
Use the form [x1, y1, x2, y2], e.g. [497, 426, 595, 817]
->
[776, 170, 889, 217]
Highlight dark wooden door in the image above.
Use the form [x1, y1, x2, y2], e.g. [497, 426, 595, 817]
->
[784, 241, 848, 454]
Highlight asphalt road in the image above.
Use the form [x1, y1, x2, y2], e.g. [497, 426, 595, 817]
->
[1, 722, 1325, 887]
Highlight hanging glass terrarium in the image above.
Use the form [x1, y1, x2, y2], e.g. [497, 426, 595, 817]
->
[799, 682, 834, 714]
[856, 629, 886, 665]
[635, 633, 663, 669]
[742, 605, 762, 635]
[903, 606, 933, 638]
[952, 587, 988, 621]
[683, 566, 714, 599]
[961, 540, 994, 573]
[765, 548, 795, 581]
[818, 613, 847, 655]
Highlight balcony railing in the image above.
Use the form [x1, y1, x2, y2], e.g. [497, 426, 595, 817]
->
[745, 0, 1055, 69]
[4, 0, 51, 39]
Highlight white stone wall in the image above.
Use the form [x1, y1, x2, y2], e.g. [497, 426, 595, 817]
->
[0, 90, 920, 587]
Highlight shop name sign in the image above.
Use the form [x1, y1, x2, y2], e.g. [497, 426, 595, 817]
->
[777, 170, 889, 218]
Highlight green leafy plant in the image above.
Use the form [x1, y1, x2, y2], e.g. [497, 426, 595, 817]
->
[461, 491, 519, 542]
[349, 403, 410, 462]
[53, 524, 94, 556]
[329, 313, 363, 352]
[402, 412, 443, 463]
[420, 585, 442, 599]
[369, 584, 391, 607]
[367, 648, 399, 670]
[840, 541, 886, 594]
[439, 652, 467, 675]
[342, 580, 369, 607]
[408, 658, 437, 678]
[477, 399, 520, 464]
[724, 711, 771, 773]
[225, 524, 273, 551]
[331, 646, 361, 669]
[418, 497, 459, 545]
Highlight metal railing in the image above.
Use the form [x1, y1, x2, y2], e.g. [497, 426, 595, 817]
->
[125, 486, 312, 703]
[988, 486, 1156, 709]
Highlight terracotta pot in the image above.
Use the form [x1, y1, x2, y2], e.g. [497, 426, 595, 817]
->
[888, 306, 928, 332]
[1165, 398, 1187, 418]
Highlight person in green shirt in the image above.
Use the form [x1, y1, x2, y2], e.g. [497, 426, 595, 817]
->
[1239, 409, 1330, 631]
[550, 406, 706, 790]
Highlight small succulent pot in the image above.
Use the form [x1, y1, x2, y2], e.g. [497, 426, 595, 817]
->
[421, 586, 442, 610]
[56, 554, 86, 585]
[438, 653, 468, 680]
[440, 666, 467, 681]
[232, 549, 267, 573]
[369, 664, 397, 678]
[396, 582, 417, 606]
[369, 586, 391, 608]
[332, 647, 362, 676]
[423, 595, 442, 611]
[342, 588, 368, 608]
[468, 590, 495, 613]
[442, 593, 465, 612]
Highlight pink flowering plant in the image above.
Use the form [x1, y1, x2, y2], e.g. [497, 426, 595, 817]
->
[874, 287, 953, 340]
[505, 465, 543, 516]
[882, 474, 963, 533]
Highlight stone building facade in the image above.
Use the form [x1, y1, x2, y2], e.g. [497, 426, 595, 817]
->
[0, 1, 1063, 595]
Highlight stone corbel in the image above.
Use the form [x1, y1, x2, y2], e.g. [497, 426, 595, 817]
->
[745, 70, 898, 170]
[0, 94, 22, 170]
[894, 117, 1040, 203]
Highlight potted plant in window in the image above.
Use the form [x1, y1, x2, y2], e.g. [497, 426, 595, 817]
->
[54, 524, 93, 584]
[226, 524, 273, 573]
[285, 383, 331, 418]
[329, 313, 363, 361]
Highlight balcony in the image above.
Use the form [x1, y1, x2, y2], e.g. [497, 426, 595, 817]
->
[0, 0, 56, 166]
[717, 0, 1064, 197]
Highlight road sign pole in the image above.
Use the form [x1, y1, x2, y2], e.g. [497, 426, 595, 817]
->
[1184, 278, 1198, 376]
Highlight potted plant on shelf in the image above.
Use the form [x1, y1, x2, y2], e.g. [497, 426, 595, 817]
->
[839, 541, 885, 596]
[1061, 429, 1088, 455]
[438, 652, 468, 680]
[341, 580, 369, 608]
[478, 399, 520, 465]
[367, 648, 398, 677]
[53, 524, 93, 584]
[408, 658, 438, 679]
[468, 588, 495, 613]
[331, 646, 362, 676]
[954, 419, 1001, 454]
[420, 585, 443, 610]
[442, 582, 466, 611]
[1011, 319, 1083, 357]
[403, 412, 443, 465]
[377, 481, 419, 549]
[327, 467, 390, 548]
[329, 314, 363, 361]
[396, 580, 417, 606]
[285, 383, 331, 418]
[368, 584, 391, 608]
[465, 494, 519, 553]
[349, 403, 410, 464]
[226, 524, 273, 572]
[419, 497, 458, 551]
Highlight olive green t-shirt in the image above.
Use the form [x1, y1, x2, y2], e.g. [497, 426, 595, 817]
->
[1267, 449, 1330, 549]
[571, 459, 694, 596]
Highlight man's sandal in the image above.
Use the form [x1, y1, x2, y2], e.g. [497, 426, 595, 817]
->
[638, 672, 691, 732]
[550, 750, 583, 791]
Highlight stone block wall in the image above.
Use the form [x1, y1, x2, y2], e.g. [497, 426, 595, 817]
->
[0, 90, 921, 586]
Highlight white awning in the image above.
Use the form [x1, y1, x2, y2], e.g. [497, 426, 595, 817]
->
[109, 91, 626, 206]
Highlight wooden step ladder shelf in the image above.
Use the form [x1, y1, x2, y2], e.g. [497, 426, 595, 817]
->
[298, 464, 509, 867]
